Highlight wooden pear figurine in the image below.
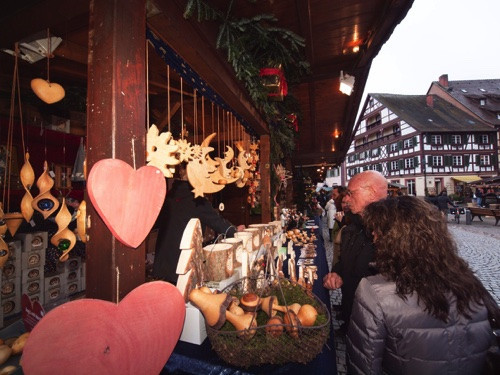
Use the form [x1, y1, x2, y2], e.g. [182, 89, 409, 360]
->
[0, 204, 10, 268]
[51, 198, 76, 262]
[20, 152, 35, 222]
[189, 289, 232, 329]
[32, 161, 59, 219]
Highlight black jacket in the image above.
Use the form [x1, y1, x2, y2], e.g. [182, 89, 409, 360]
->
[152, 180, 235, 283]
[332, 212, 376, 323]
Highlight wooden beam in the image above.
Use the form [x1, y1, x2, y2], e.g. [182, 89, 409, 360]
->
[86, 0, 146, 302]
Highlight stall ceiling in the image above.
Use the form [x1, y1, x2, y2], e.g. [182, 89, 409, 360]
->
[0, 0, 414, 167]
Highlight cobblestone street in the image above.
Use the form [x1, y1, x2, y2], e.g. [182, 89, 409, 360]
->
[321, 215, 500, 374]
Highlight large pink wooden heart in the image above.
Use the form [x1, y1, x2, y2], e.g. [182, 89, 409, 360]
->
[31, 78, 65, 104]
[87, 158, 166, 248]
[21, 281, 186, 375]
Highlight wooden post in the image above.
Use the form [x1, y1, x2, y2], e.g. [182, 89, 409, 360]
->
[260, 134, 271, 222]
[86, 0, 146, 301]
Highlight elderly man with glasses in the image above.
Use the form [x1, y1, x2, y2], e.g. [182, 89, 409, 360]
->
[323, 170, 387, 335]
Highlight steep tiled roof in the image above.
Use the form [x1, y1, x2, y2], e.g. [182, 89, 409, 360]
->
[432, 79, 500, 126]
[370, 94, 494, 132]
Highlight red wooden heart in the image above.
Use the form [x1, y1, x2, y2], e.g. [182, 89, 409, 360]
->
[21, 281, 186, 375]
[21, 294, 45, 332]
[87, 158, 166, 248]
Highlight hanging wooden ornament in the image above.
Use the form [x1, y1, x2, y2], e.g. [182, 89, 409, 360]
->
[87, 159, 166, 248]
[51, 198, 77, 262]
[20, 152, 35, 222]
[186, 133, 224, 198]
[30, 29, 65, 104]
[0, 205, 10, 268]
[31, 161, 60, 219]
[4, 212, 24, 237]
[76, 200, 87, 244]
[212, 145, 242, 185]
[146, 125, 180, 178]
[234, 141, 251, 188]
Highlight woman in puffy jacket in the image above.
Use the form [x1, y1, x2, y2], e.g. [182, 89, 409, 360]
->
[346, 195, 496, 375]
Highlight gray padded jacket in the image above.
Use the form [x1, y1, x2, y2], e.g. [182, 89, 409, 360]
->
[346, 274, 491, 375]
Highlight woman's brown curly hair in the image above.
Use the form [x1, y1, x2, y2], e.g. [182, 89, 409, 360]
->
[363, 195, 487, 322]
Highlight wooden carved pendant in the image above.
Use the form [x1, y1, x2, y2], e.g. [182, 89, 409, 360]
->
[51, 198, 76, 262]
[3, 212, 24, 237]
[20, 152, 35, 222]
[32, 161, 60, 219]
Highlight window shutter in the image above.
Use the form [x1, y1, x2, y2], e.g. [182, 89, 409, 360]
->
[397, 141, 403, 150]
[475, 155, 480, 165]
[427, 155, 433, 167]
[414, 156, 419, 167]
[444, 155, 452, 166]
[386, 145, 390, 154]
[462, 134, 467, 144]
[413, 136, 418, 146]
[398, 159, 404, 169]
[464, 155, 470, 166]
[386, 162, 391, 171]
[492, 153, 498, 165]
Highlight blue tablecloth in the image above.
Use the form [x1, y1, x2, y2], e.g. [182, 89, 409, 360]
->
[163, 217, 337, 374]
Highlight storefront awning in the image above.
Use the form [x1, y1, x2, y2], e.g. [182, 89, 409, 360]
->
[451, 175, 482, 183]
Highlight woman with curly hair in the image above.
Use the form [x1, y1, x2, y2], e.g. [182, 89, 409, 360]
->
[346, 195, 497, 375]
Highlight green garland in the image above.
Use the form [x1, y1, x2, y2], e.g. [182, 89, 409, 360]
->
[184, 0, 311, 213]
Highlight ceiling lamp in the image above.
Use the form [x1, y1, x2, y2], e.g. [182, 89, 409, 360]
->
[339, 71, 354, 96]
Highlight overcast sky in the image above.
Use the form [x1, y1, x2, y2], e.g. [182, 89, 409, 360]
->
[362, 0, 500, 99]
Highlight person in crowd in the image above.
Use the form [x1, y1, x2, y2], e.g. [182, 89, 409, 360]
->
[324, 191, 337, 241]
[436, 189, 456, 218]
[347, 195, 496, 374]
[153, 163, 244, 284]
[323, 170, 388, 334]
[475, 186, 484, 207]
[332, 185, 346, 211]
[332, 193, 350, 267]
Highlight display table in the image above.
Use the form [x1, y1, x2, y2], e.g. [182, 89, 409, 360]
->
[163, 217, 337, 374]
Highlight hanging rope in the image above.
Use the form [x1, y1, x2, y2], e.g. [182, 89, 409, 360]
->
[146, 38, 150, 130]
[167, 65, 171, 133]
[180, 77, 184, 139]
[46, 28, 51, 83]
[201, 95, 205, 141]
[193, 88, 197, 145]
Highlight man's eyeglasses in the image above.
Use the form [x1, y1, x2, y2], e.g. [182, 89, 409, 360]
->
[346, 187, 367, 197]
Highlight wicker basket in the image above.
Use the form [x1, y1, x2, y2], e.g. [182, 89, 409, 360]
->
[206, 277, 330, 368]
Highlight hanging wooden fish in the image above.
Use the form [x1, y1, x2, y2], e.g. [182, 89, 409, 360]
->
[51, 198, 77, 262]
[31, 161, 60, 219]
[146, 125, 180, 178]
[20, 152, 35, 222]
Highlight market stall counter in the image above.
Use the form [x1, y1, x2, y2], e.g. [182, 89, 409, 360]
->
[162, 217, 337, 374]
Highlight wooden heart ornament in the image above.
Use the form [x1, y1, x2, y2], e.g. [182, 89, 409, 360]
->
[31, 78, 65, 104]
[21, 281, 186, 375]
[87, 158, 166, 248]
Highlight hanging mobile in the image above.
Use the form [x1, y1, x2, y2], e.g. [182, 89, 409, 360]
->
[31, 28, 65, 104]
[31, 161, 60, 219]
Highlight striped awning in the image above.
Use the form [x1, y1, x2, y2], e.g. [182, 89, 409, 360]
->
[451, 175, 482, 183]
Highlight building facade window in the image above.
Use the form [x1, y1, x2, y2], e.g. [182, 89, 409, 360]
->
[451, 135, 462, 145]
[480, 155, 490, 166]
[403, 138, 413, 149]
[391, 160, 399, 171]
[480, 99, 486, 106]
[480, 134, 489, 144]
[431, 135, 442, 145]
[390, 143, 398, 153]
[432, 155, 443, 166]
[405, 158, 414, 169]
[452, 155, 463, 166]
[407, 179, 416, 196]
[393, 124, 400, 134]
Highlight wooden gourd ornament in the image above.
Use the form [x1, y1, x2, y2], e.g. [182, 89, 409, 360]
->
[51, 198, 76, 262]
[31, 161, 60, 219]
[76, 200, 87, 243]
[20, 152, 35, 222]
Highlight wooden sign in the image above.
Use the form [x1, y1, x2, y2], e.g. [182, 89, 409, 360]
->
[87, 159, 166, 248]
[21, 294, 45, 332]
[21, 281, 185, 375]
